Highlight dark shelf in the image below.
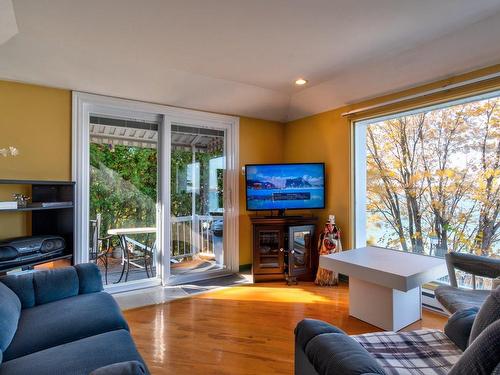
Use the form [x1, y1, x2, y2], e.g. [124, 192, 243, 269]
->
[0, 253, 73, 272]
[0, 179, 75, 185]
[0, 204, 74, 213]
[0, 179, 75, 272]
[260, 263, 279, 268]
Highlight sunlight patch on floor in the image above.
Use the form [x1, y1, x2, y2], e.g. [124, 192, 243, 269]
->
[197, 285, 332, 303]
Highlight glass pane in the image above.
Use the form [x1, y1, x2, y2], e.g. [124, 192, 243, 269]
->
[89, 115, 158, 285]
[291, 230, 310, 269]
[362, 94, 500, 289]
[170, 123, 225, 280]
[259, 231, 280, 254]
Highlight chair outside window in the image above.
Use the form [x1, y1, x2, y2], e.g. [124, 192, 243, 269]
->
[89, 213, 113, 284]
[435, 252, 500, 314]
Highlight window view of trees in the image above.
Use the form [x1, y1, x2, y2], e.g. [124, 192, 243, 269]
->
[89, 143, 224, 237]
[89, 143, 158, 237]
[365, 95, 500, 264]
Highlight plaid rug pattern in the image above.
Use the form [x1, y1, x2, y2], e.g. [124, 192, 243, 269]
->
[351, 329, 462, 375]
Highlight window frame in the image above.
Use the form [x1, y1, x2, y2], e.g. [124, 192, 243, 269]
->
[353, 89, 500, 251]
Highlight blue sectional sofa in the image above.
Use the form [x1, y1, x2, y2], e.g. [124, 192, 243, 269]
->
[0, 263, 149, 375]
[295, 286, 500, 375]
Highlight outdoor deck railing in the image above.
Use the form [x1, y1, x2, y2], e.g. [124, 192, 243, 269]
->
[170, 215, 215, 259]
[92, 215, 217, 262]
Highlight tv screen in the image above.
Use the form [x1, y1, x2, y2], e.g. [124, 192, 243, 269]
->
[245, 163, 325, 211]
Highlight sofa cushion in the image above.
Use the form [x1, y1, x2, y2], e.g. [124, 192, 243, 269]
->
[0, 273, 35, 308]
[444, 307, 478, 351]
[435, 285, 490, 314]
[0, 330, 148, 375]
[75, 263, 104, 294]
[295, 319, 346, 351]
[449, 319, 500, 375]
[352, 329, 462, 375]
[89, 361, 147, 375]
[33, 266, 79, 305]
[0, 282, 21, 353]
[469, 286, 500, 345]
[3, 292, 129, 361]
[305, 333, 385, 375]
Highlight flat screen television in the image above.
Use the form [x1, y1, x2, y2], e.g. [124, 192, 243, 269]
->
[245, 163, 325, 212]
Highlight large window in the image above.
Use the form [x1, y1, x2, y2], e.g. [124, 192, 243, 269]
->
[355, 91, 499, 289]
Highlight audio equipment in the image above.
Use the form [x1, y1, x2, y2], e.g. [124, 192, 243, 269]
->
[0, 235, 66, 266]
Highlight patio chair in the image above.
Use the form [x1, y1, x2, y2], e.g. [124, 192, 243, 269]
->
[434, 251, 500, 314]
[89, 214, 113, 284]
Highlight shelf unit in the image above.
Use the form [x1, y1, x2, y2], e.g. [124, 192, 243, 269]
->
[251, 216, 318, 283]
[0, 179, 76, 272]
[0, 205, 74, 212]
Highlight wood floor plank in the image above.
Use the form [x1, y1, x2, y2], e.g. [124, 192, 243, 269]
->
[124, 282, 446, 375]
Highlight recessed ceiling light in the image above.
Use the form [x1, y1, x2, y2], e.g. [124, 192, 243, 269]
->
[295, 78, 307, 86]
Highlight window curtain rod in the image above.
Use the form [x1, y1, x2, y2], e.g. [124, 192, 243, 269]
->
[341, 71, 500, 117]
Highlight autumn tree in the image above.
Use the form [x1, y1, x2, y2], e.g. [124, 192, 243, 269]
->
[366, 114, 427, 253]
[420, 106, 472, 256]
[365, 96, 500, 258]
[467, 99, 500, 256]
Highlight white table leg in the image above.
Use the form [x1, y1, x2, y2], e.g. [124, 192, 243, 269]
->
[349, 277, 422, 331]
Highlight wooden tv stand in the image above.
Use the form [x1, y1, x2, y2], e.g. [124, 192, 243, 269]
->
[251, 216, 318, 283]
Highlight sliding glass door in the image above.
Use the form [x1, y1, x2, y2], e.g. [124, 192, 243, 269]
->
[88, 115, 159, 285]
[73, 92, 239, 290]
[169, 123, 227, 282]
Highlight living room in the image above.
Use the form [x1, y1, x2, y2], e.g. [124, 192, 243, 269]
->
[0, 1, 499, 374]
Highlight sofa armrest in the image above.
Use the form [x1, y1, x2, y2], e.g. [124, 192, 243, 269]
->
[89, 361, 148, 375]
[305, 333, 385, 375]
[294, 319, 385, 375]
[444, 307, 478, 351]
[295, 319, 346, 351]
[75, 263, 104, 294]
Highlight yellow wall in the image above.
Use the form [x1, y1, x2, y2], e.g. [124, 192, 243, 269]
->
[0, 80, 285, 264]
[284, 107, 352, 247]
[239, 117, 285, 265]
[2, 63, 499, 263]
[284, 64, 500, 250]
[0, 81, 71, 239]
[0, 81, 71, 180]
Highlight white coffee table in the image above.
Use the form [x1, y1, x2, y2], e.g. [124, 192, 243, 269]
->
[320, 246, 447, 331]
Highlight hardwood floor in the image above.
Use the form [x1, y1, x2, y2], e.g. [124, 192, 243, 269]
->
[124, 281, 446, 375]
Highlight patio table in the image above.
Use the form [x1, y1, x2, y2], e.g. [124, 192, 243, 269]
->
[107, 227, 156, 283]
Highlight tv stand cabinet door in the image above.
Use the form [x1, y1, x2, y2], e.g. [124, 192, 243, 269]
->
[253, 225, 285, 277]
[288, 225, 315, 279]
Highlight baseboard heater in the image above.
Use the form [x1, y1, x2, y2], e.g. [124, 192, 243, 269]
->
[422, 288, 448, 315]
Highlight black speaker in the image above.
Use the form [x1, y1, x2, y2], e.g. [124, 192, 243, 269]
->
[0, 245, 18, 261]
[40, 238, 65, 253]
[0, 235, 66, 265]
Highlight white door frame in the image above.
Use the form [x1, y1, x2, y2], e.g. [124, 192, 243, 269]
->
[72, 92, 239, 289]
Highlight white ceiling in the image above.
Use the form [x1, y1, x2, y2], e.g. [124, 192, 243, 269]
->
[0, 0, 18, 45]
[1, 0, 500, 122]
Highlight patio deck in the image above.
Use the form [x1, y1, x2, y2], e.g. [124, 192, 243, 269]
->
[97, 255, 222, 284]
